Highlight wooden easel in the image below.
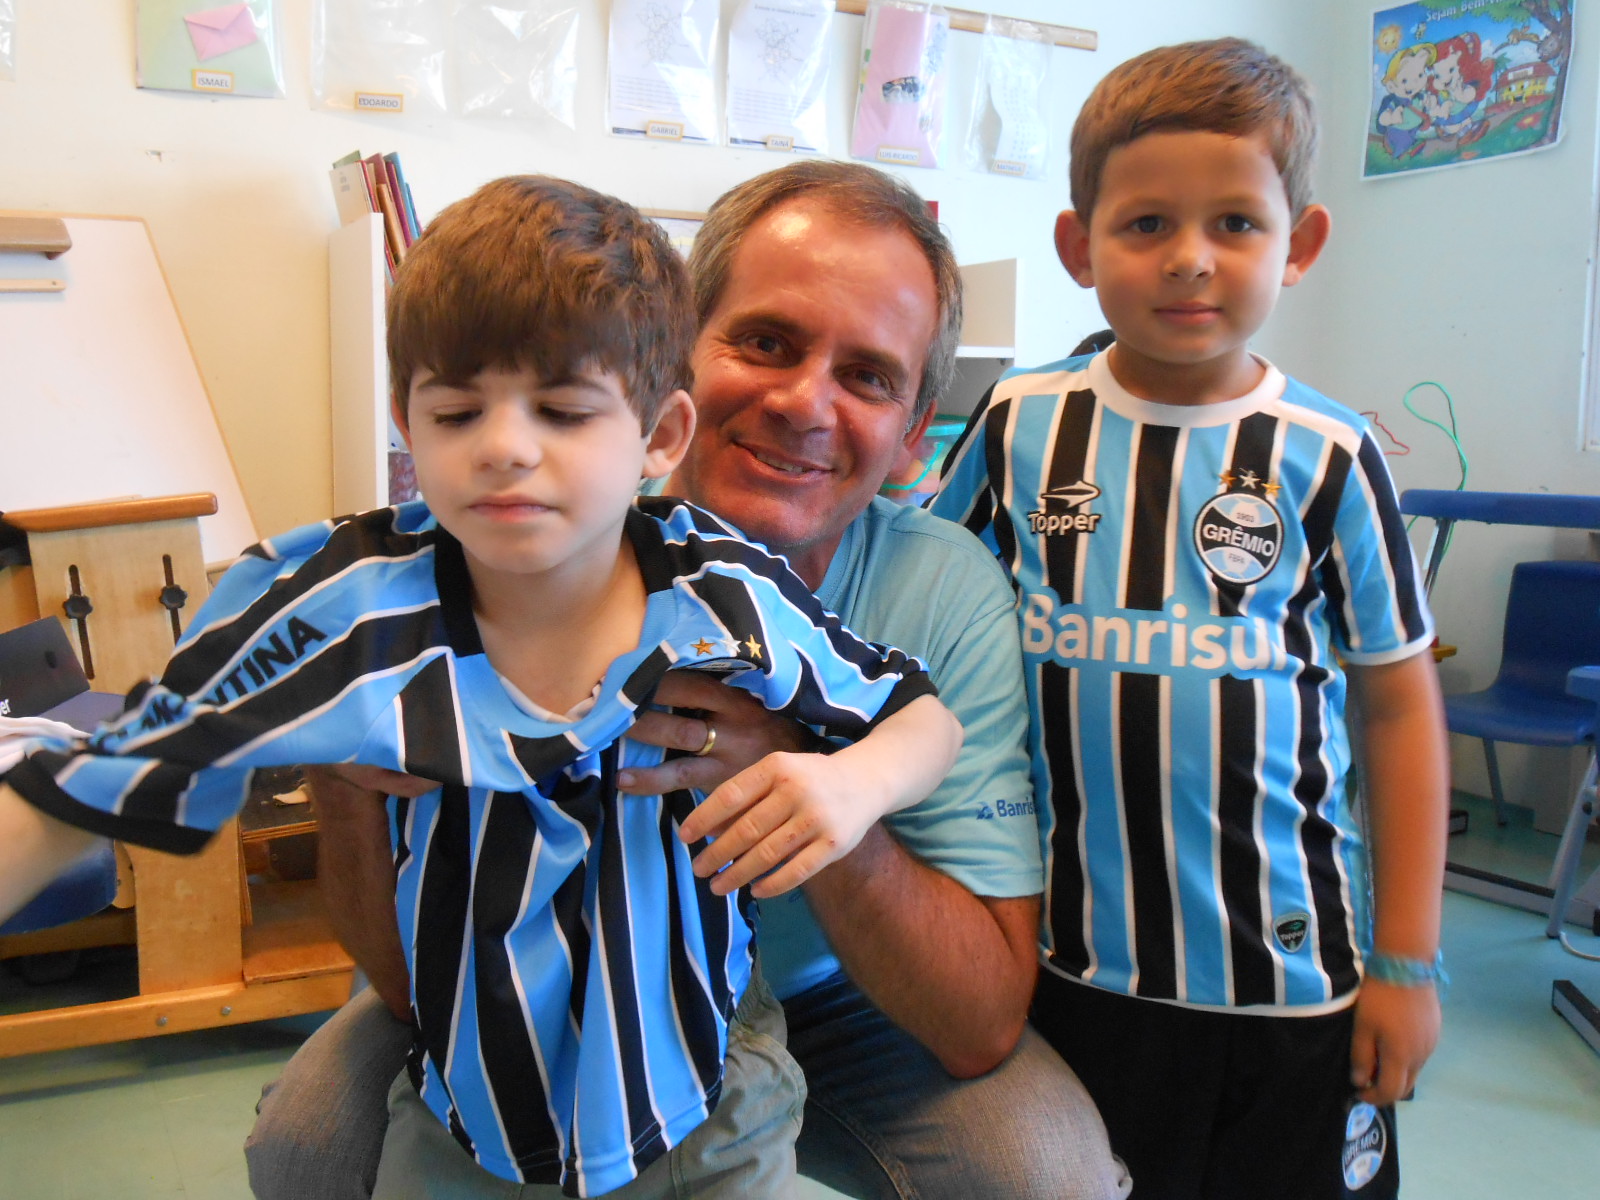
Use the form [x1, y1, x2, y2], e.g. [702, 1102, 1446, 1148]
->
[0, 495, 352, 1057]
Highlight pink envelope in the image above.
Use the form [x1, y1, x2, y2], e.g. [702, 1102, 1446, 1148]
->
[184, 3, 259, 62]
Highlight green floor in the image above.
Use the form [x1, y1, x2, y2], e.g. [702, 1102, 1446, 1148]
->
[2, 797, 1597, 1199]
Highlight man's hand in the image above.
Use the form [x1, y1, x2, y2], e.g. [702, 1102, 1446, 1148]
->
[617, 671, 816, 797]
[1350, 979, 1442, 1105]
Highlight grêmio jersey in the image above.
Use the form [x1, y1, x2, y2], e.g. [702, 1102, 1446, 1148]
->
[932, 353, 1432, 1014]
[6, 496, 934, 1196]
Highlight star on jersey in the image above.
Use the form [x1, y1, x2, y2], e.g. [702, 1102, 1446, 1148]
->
[691, 638, 715, 656]
[743, 635, 763, 659]
[1237, 468, 1262, 491]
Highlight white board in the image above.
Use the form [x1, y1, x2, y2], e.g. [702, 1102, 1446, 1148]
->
[0, 214, 257, 563]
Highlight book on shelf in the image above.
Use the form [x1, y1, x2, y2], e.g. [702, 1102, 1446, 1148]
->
[328, 150, 422, 280]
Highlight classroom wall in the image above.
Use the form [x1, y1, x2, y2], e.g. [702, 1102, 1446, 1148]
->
[0, 0, 1308, 542]
[1274, 2, 1599, 802]
[4, 2, 1592, 799]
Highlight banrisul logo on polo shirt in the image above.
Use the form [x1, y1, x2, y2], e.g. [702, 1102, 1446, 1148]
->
[1194, 477, 1282, 586]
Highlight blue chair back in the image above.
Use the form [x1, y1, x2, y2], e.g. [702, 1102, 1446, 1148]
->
[1497, 561, 1600, 700]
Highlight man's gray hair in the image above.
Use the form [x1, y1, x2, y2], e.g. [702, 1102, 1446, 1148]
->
[688, 161, 962, 421]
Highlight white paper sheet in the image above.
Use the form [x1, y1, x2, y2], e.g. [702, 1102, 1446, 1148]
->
[726, 0, 833, 153]
[968, 18, 1051, 179]
[607, 0, 720, 144]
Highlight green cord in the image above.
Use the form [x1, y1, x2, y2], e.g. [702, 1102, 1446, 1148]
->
[1399, 382, 1469, 564]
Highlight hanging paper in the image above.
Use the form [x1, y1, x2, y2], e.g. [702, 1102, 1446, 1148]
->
[850, 0, 950, 169]
[311, 0, 449, 115]
[135, 1, 286, 98]
[451, 0, 581, 129]
[0, 0, 15, 82]
[1364, 1, 1573, 179]
[726, 0, 834, 153]
[965, 15, 1052, 180]
[607, 0, 720, 145]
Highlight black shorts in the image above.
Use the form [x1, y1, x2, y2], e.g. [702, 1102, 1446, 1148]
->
[1031, 969, 1400, 1200]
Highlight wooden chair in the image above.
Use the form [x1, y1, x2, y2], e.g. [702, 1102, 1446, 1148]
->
[0, 495, 352, 1057]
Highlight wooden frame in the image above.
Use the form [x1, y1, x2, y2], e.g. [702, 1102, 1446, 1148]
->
[0, 496, 352, 1058]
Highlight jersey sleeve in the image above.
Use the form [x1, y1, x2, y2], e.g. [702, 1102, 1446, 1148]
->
[3, 513, 434, 853]
[928, 385, 1001, 553]
[645, 500, 937, 742]
[1320, 429, 1435, 664]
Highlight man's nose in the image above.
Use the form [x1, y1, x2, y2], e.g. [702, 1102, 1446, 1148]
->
[764, 360, 837, 431]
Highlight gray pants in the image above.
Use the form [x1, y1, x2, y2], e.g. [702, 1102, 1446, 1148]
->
[371, 966, 801, 1199]
[247, 975, 1129, 1200]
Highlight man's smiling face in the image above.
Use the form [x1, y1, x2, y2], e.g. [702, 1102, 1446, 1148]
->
[671, 198, 938, 588]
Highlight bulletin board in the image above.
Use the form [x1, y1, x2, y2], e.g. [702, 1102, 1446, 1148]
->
[0, 213, 258, 563]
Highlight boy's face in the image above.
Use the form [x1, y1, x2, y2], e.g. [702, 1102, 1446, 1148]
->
[395, 366, 692, 590]
[1055, 130, 1329, 405]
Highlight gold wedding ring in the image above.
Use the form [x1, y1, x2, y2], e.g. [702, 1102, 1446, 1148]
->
[693, 719, 718, 757]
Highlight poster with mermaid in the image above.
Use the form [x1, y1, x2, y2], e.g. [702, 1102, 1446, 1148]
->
[1365, 0, 1571, 178]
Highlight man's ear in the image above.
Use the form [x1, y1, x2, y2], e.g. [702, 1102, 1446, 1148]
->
[1283, 204, 1332, 288]
[1054, 210, 1094, 288]
[888, 405, 937, 479]
[390, 393, 413, 450]
[641, 390, 697, 479]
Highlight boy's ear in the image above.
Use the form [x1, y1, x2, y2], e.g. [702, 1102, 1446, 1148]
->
[1282, 204, 1332, 288]
[390, 392, 414, 450]
[1054, 210, 1094, 288]
[641, 390, 697, 480]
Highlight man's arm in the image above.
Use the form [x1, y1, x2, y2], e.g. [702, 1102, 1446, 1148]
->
[303, 765, 425, 1023]
[0, 782, 105, 922]
[802, 826, 1039, 1078]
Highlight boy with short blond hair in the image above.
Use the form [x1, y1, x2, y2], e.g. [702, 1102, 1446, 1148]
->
[0, 175, 960, 1199]
[934, 38, 1448, 1199]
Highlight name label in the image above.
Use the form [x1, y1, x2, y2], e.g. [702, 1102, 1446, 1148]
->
[876, 146, 921, 166]
[991, 158, 1029, 177]
[646, 120, 685, 141]
[192, 69, 235, 93]
[355, 91, 405, 112]
[764, 134, 795, 152]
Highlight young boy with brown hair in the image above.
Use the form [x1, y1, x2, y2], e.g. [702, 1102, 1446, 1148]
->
[934, 38, 1448, 1199]
[0, 176, 960, 1198]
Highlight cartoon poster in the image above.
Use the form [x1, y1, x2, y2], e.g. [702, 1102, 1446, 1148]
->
[1365, 1, 1572, 179]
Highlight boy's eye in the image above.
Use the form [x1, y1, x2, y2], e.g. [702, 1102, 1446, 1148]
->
[540, 407, 592, 426]
[431, 409, 477, 427]
[1221, 214, 1257, 234]
[1131, 215, 1163, 234]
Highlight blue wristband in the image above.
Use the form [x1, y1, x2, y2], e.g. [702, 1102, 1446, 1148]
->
[1364, 949, 1448, 998]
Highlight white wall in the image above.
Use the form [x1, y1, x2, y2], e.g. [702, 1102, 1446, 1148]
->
[0, 0, 1307, 541]
[1277, 1, 1599, 801]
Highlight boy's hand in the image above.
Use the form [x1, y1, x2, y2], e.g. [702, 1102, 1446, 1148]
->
[677, 749, 882, 899]
[307, 762, 439, 799]
[1350, 979, 1441, 1105]
[679, 693, 961, 900]
[617, 671, 818, 796]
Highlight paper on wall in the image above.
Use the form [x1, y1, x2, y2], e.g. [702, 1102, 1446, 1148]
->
[607, 0, 720, 145]
[965, 16, 1052, 179]
[850, 0, 949, 169]
[726, 0, 834, 153]
[136, 0, 286, 97]
[451, 0, 580, 128]
[0, 0, 14, 82]
[311, 0, 449, 115]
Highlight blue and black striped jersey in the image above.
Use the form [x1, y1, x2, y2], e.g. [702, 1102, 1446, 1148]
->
[7, 495, 934, 1195]
[933, 353, 1432, 1013]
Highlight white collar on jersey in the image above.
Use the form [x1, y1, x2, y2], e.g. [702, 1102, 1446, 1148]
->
[1085, 351, 1288, 428]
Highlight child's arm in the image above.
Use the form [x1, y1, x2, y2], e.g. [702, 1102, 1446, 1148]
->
[1346, 649, 1450, 1106]
[0, 782, 105, 923]
[677, 692, 962, 899]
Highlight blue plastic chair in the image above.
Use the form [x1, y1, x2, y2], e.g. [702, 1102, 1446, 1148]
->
[1547, 666, 1600, 940]
[1443, 560, 1600, 826]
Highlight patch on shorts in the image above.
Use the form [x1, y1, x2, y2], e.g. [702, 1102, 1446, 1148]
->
[1273, 911, 1311, 953]
[1341, 1102, 1387, 1190]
